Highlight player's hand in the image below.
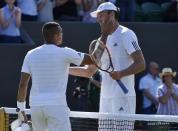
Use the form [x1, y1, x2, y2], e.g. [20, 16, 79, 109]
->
[109, 71, 122, 80]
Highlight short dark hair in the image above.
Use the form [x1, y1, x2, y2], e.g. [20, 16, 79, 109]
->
[162, 75, 175, 83]
[42, 22, 62, 42]
[107, 10, 119, 21]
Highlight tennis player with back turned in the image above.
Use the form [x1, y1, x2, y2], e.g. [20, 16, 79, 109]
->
[16, 22, 96, 131]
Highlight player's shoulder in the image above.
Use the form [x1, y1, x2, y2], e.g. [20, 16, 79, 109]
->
[119, 25, 135, 35]
[27, 45, 43, 54]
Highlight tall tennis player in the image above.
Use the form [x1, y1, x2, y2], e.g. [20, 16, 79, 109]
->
[16, 22, 94, 131]
[69, 2, 146, 130]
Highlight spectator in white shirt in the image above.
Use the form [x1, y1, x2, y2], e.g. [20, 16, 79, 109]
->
[139, 62, 162, 114]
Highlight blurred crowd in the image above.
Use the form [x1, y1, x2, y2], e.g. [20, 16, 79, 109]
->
[0, 0, 177, 43]
[0, 0, 177, 23]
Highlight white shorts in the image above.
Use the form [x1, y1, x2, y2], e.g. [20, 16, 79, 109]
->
[99, 96, 136, 131]
[99, 96, 136, 114]
[31, 105, 71, 131]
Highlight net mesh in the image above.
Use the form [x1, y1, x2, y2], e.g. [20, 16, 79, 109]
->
[1, 107, 178, 131]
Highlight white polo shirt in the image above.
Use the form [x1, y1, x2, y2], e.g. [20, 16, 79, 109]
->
[100, 25, 141, 98]
[21, 44, 84, 106]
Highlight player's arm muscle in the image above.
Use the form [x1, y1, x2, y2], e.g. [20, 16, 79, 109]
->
[121, 50, 146, 77]
[80, 54, 93, 66]
[69, 65, 97, 78]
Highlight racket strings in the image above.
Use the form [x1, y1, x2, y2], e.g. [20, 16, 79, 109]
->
[89, 39, 115, 73]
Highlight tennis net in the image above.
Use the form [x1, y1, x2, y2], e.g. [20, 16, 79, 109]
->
[1, 107, 178, 131]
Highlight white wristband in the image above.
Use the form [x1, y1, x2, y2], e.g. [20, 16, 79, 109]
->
[17, 101, 26, 111]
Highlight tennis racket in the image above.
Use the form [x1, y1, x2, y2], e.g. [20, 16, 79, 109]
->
[89, 39, 129, 94]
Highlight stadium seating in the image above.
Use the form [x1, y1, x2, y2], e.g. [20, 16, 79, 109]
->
[134, 4, 145, 22]
[161, 2, 171, 13]
[141, 2, 162, 22]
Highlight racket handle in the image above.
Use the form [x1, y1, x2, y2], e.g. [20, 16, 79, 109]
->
[116, 80, 129, 94]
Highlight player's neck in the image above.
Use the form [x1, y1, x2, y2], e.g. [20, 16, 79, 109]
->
[45, 41, 58, 46]
[110, 22, 119, 34]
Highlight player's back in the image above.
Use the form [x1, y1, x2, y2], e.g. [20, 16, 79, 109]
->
[25, 44, 73, 106]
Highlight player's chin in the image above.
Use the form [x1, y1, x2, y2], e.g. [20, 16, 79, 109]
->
[56, 42, 62, 46]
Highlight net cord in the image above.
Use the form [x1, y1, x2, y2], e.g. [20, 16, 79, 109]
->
[3, 107, 178, 122]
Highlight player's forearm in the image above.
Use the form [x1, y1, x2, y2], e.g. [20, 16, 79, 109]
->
[17, 72, 30, 102]
[17, 87, 27, 102]
[17, 84, 28, 102]
[69, 67, 94, 78]
[121, 61, 145, 78]
[89, 78, 101, 88]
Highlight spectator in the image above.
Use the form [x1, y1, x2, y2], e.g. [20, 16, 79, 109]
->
[82, 0, 99, 23]
[53, 0, 79, 21]
[37, 0, 54, 22]
[139, 62, 162, 114]
[116, 0, 136, 21]
[157, 67, 178, 115]
[0, 0, 22, 43]
[16, 0, 38, 21]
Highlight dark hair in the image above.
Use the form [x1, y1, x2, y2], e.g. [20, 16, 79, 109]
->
[107, 10, 119, 21]
[162, 75, 175, 83]
[42, 22, 62, 42]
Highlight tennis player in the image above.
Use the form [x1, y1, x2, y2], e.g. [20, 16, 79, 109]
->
[16, 22, 94, 131]
[70, 1, 145, 120]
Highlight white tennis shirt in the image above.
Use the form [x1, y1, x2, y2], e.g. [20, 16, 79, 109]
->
[100, 25, 141, 98]
[21, 44, 84, 106]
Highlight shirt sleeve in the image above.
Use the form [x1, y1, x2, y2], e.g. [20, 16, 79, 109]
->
[21, 52, 31, 74]
[64, 47, 85, 66]
[139, 77, 149, 91]
[122, 30, 141, 55]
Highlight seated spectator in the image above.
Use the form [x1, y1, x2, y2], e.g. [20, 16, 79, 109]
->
[157, 67, 178, 115]
[0, 0, 22, 43]
[37, 0, 54, 22]
[53, 0, 79, 21]
[16, 0, 38, 21]
[139, 62, 162, 114]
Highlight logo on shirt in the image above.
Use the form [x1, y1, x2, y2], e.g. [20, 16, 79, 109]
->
[113, 43, 118, 47]
[77, 52, 82, 57]
[119, 107, 124, 111]
[131, 41, 139, 50]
